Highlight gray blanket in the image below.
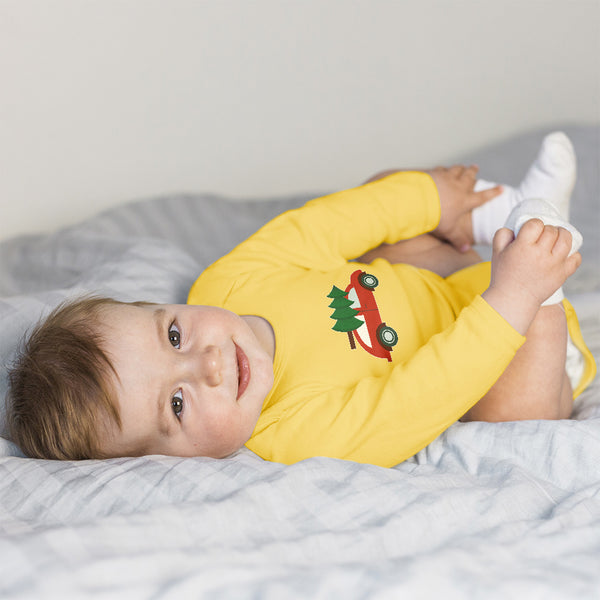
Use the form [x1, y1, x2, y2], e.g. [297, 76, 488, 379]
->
[0, 126, 598, 598]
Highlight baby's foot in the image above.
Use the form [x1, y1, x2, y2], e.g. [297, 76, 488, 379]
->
[517, 131, 576, 220]
[504, 197, 582, 306]
[472, 132, 576, 245]
[504, 198, 582, 256]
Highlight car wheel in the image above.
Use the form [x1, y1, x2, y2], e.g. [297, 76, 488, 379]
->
[358, 272, 378, 290]
[377, 324, 398, 349]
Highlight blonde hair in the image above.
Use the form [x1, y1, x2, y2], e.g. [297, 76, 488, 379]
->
[6, 297, 129, 460]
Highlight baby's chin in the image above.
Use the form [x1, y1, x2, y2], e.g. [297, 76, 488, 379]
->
[204, 440, 248, 459]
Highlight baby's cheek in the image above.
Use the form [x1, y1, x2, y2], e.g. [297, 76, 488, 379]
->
[201, 409, 246, 456]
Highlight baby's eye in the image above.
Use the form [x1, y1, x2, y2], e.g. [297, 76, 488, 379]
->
[172, 390, 184, 418]
[168, 322, 181, 348]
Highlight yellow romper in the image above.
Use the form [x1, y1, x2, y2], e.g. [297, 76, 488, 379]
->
[188, 172, 596, 467]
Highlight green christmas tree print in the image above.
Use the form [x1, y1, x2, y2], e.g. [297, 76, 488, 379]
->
[327, 286, 362, 332]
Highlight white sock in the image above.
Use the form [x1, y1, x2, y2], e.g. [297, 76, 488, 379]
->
[472, 132, 576, 245]
[566, 335, 585, 392]
[504, 198, 583, 306]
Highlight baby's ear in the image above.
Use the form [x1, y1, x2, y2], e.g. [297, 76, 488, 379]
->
[492, 227, 515, 254]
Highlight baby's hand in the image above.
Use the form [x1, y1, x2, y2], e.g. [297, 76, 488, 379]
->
[483, 220, 582, 334]
[428, 165, 502, 252]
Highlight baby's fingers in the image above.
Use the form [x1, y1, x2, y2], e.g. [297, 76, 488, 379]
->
[552, 227, 574, 256]
[565, 251, 582, 278]
[470, 184, 503, 208]
[448, 165, 466, 177]
[517, 218, 545, 243]
[461, 165, 479, 181]
[538, 224, 561, 250]
[492, 227, 515, 254]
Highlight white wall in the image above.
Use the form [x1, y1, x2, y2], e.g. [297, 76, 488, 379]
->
[1, 0, 599, 240]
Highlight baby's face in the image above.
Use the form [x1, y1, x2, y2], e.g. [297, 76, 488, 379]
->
[98, 303, 275, 458]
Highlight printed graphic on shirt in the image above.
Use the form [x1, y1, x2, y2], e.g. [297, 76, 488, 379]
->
[327, 269, 398, 362]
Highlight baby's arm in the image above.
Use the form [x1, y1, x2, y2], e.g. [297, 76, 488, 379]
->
[365, 165, 503, 252]
[201, 172, 444, 276]
[261, 294, 527, 467]
[482, 220, 581, 335]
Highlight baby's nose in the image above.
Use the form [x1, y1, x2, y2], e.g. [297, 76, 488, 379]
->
[201, 345, 222, 387]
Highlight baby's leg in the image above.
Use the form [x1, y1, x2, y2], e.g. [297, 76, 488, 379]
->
[357, 234, 481, 278]
[462, 199, 583, 422]
[462, 304, 573, 421]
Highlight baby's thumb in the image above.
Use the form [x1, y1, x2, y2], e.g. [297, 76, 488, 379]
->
[492, 227, 515, 254]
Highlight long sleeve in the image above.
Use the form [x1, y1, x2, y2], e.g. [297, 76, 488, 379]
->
[193, 172, 440, 283]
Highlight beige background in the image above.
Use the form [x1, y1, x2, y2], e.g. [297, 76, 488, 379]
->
[1, 0, 599, 240]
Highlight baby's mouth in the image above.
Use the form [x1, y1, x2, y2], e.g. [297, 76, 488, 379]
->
[235, 343, 250, 400]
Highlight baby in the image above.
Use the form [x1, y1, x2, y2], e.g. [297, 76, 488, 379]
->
[7, 133, 596, 466]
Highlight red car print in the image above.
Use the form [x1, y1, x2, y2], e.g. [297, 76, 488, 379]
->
[344, 270, 398, 361]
